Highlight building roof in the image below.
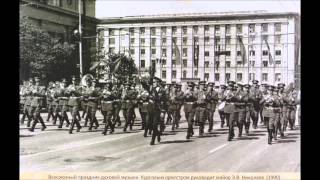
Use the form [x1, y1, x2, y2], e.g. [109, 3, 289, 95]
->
[99, 11, 299, 24]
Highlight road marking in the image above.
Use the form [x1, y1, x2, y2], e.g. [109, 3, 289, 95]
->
[20, 132, 142, 159]
[209, 143, 228, 154]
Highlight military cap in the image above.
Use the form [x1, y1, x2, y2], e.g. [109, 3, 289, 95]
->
[268, 85, 275, 91]
[199, 81, 206, 85]
[226, 86, 233, 90]
[208, 82, 215, 87]
[153, 77, 161, 82]
[175, 83, 182, 88]
[214, 85, 220, 89]
[220, 84, 227, 89]
[252, 80, 259, 84]
[244, 84, 251, 89]
[237, 82, 244, 87]
[227, 80, 236, 85]
[273, 86, 280, 92]
[187, 82, 195, 87]
[261, 83, 267, 87]
[61, 78, 67, 83]
[277, 83, 285, 88]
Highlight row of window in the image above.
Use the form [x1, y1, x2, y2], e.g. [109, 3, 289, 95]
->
[161, 71, 281, 82]
[109, 23, 282, 36]
[109, 35, 282, 46]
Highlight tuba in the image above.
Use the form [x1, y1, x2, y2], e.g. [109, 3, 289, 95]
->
[81, 74, 94, 87]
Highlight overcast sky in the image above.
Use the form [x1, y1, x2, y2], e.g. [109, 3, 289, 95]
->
[96, 0, 300, 18]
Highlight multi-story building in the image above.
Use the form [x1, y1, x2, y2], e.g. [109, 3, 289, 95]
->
[97, 11, 300, 87]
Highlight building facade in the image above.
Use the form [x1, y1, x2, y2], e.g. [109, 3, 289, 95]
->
[97, 11, 300, 86]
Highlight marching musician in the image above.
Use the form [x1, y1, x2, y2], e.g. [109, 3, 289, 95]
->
[224, 81, 237, 141]
[55, 79, 71, 129]
[66, 76, 82, 134]
[205, 82, 219, 133]
[101, 81, 115, 135]
[184, 82, 197, 139]
[218, 84, 227, 128]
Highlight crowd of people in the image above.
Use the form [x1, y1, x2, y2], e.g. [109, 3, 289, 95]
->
[19, 75, 300, 145]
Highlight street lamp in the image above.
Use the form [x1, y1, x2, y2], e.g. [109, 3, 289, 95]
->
[73, 0, 83, 79]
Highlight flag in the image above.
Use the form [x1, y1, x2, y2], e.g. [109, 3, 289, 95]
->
[173, 39, 180, 65]
[237, 36, 247, 64]
[194, 37, 199, 66]
[264, 38, 273, 64]
[214, 38, 220, 71]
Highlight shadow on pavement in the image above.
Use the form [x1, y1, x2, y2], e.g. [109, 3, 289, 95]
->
[161, 132, 177, 136]
[208, 131, 229, 135]
[281, 135, 298, 139]
[20, 134, 35, 138]
[285, 132, 300, 136]
[160, 140, 193, 144]
[237, 136, 259, 140]
[246, 133, 266, 136]
[197, 134, 219, 138]
[275, 139, 296, 144]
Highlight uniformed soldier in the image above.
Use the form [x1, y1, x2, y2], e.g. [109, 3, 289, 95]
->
[45, 82, 55, 122]
[52, 81, 62, 125]
[194, 82, 200, 126]
[282, 83, 298, 131]
[130, 82, 139, 129]
[149, 77, 162, 145]
[19, 81, 28, 117]
[167, 84, 176, 126]
[243, 84, 254, 135]
[250, 80, 262, 129]
[69, 76, 82, 122]
[196, 81, 208, 136]
[121, 82, 137, 132]
[184, 82, 197, 139]
[137, 84, 153, 137]
[101, 81, 115, 135]
[277, 83, 286, 137]
[259, 84, 268, 125]
[67, 77, 82, 134]
[205, 82, 219, 132]
[85, 78, 100, 131]
[164, 83, 172, 125]
[234, 83, 247, 137]
[112, 82, 122, 127]
[224, 81, 237, 141]
[20, 79, 33, 125]
[56, 79, 71, 128]
[260, 85, 282, 144]
[171, 83, 184, 131]
[218, 85, 227, 128]
[158, 82, 169, 133]
[29, 77, 47, 132]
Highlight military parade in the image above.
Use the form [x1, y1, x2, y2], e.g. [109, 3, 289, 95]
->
[20, 74, 300, 146]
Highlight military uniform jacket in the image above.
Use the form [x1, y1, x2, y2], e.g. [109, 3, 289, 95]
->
[100, 89, 114, 112]
[55, 87, 69, 106]
[85, 87, 100, 107]
[23, 85, 33, 106]
[234, 90, 247, 112]
[46, 87, 54, 105]
[20, 86, 27, 104]
[137, 90, 152, 113]
[206, 90, 219, 110]
[260, 94, 282, 117]
[67, 85, 82, 107]
[197, 90, 207, 108]
[30, 85, 46, 107]
[250, 87, 262, 111]
[223, 90, 237, 114]
[217, 90, 226, 111]
[183, 90, 197, 112]
[121, 89, 137, 110]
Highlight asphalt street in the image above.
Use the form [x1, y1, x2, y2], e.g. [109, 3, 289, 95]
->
[20, 109, 300, 172]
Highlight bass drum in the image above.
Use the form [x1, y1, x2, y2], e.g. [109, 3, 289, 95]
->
[218, 101, 226, 111]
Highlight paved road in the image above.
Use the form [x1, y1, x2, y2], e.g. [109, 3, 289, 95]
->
[20, 110, 300, 172]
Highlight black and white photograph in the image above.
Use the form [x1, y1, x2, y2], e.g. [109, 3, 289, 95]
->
[19, 0, 300, 179]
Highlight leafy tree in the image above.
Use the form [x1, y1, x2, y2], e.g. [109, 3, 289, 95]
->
[19, 16, 76, 83]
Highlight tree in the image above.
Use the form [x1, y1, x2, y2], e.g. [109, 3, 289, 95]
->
[19, 16, 76, 83]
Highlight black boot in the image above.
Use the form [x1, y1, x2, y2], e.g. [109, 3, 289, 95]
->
[268, 129, 272, 145]
[29, 118, 38, 132]
[69, 120, 75, 134]
[102, 124, 108, 135]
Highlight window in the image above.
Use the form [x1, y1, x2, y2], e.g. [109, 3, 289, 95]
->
[130, 38, 135, 44]
[214, 25, 220, 33]
[276, 50, 281, 56]
[183, 71, 187, 78]
[205, 37, 210, 45]
[226, 61, 231, 68]
[275, 60, 281, 65]
[262, 23, 268, 32]
[109, 29, 115, 36]
[226, 37, 231, 45]
[225, 25, 231, 34]
[161, 27, 166, 35]
[109, 48, 115, 54]
[250, 50, 255, 56]
[162, 60, 166, 66]
[275, 23, 281, 32]
[215, 61, 220, 68]
[249, 24, 255, 33]
[215, 37, 221, 45]
[249, 73, 255, 81]
[162, 71, 166, 78]
[162, 38, 167, 45]
[225, 51, 231, 56]
[275, 35, 281, 44]
[183, 60, 187, 67]
[140, 49, 145, 56]
[205, 51, 210, 57]
[236, 24, 242, 33]
[129, 28, 134, 36]
[237, 51, 241, 56]
[262, 73, 268, 81]
[204, 25, 210, 32]
[205, 73, 209, 81]
[237, 61, 242, 66]
[172, 37, 177, 44]
[262, 35, 268, 42]
[194, 70, 198, 78]
[152, 49, 156, 55]
[141, 60, 145, 68]
[109, 38, 115, 45]
[226, 73, 231, 82]
[162, 49, 166, 57]
[183, 48, 187, 57]
[193, 26, 198, 34]
[183, 37, 187, 45]
[172, 60, 176, 67]
[250, 61, 255, 67]
[249, 35, 255, 43]
[263, 61, 268, 67]
[130, 49, 135, 55]
[140, 38, 145, 45]
[140, 27, 145, 35]
[194, 37, 199, 45]
[172, 70, 177, 79]
[205, 61, 209, 68]
[172, 26, 177, 35]
[151, 38, 156, 46]
[182, 26, 188, 35]
[215, 73, 220, 81]
[263, 50, 269, 56]
[151, 27, 156, 36]
[275, 73, 281, 82]
[237, 73, 242, 82]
